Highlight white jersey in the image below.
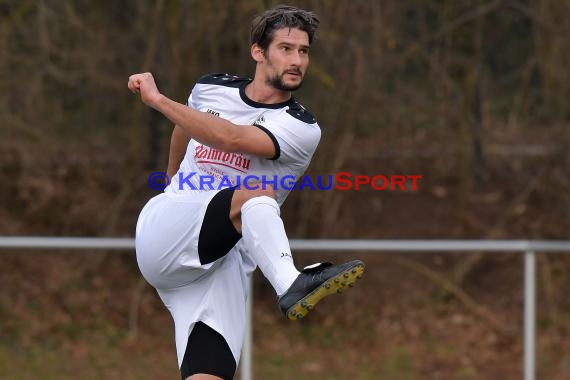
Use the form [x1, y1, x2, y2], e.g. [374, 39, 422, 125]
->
[165, 73, 321, 206]
[137, 73, 321, 367]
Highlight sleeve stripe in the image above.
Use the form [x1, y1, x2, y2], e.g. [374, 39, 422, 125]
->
[253, 124, 280, 160]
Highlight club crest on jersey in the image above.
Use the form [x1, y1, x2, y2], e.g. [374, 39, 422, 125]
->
[194, 145, 251, 173]
[254, 115, 266, 126]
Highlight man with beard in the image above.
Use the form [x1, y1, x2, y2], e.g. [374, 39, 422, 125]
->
[128, 5, 364, 380]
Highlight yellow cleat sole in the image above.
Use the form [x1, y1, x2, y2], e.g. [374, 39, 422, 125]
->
[286, 263, 365, 320]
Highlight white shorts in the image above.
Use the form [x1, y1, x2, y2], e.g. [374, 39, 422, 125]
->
[135, 191, 256, 367]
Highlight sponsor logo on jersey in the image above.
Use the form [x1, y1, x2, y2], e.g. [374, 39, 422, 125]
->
[194, 145, 251, 173]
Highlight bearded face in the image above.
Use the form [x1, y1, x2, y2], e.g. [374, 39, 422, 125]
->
[261, 28, 310, 92]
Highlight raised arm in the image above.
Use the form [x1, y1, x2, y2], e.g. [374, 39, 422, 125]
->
[128, 72, 277, 159]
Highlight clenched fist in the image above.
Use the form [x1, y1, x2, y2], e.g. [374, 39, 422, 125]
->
[128, 72, 162, 108]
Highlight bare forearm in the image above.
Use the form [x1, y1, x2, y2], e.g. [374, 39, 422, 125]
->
[128, 73, 275, 158]
[155, 95, 238, 152]
[166, 125, 190, 178]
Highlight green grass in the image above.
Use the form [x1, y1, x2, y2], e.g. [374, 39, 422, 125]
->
[0, 333, 179, 380]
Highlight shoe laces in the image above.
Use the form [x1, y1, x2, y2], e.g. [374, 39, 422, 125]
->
[301, 262, 334, 281]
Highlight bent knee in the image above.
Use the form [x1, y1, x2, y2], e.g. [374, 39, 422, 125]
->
[235, 185, 275, 201]
[231, 185, 276, 214]
[230, 185, 277, 232]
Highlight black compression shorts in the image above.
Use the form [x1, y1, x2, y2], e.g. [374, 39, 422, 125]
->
[180, 321, 237, 380]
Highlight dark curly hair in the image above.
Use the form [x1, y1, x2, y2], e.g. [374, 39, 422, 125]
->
[250, 5, 320, 51]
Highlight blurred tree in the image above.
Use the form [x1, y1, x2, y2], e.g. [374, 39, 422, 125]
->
[0, 0, 567, 238]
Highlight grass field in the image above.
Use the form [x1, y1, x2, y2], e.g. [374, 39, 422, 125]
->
[1, 253, 569, 379]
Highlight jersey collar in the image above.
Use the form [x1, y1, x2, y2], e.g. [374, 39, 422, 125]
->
[239, 80, 296, 109]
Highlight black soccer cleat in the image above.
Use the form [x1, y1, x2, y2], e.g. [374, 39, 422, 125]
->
[277, 260, 365, 320]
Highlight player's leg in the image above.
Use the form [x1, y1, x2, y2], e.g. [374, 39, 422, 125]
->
[136, 190, 239, 289]
[230, 185, 366, 320]
[230, 186, 300, 296]
[181, 322, 236, 380]
[138, 191, 244, 380]
[196, 188, 242, 266]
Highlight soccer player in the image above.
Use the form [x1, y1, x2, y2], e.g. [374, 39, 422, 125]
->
[129, 5, 364, 380]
